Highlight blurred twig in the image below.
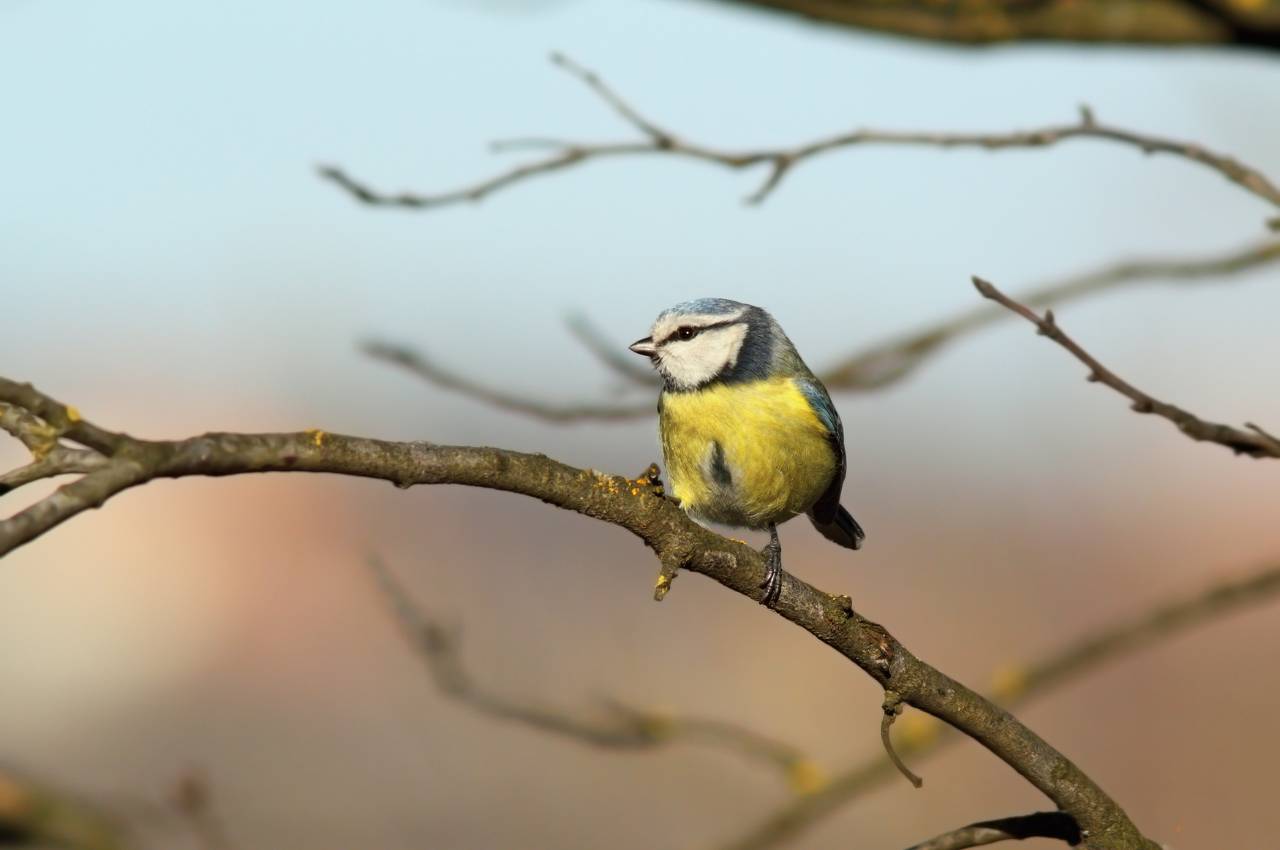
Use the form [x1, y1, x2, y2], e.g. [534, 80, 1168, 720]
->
[823, 238, 1280, 390]
[319, 54, 1280, 227]
[707, 561, 1280, 850]
[364, 238, 1280, 421]
[0, 768, 127, 850]
[973, 275, 1280, 459]
[366, 555, 825, 791]
[171, 771, 233, 850]
[360, 340, 653, 423]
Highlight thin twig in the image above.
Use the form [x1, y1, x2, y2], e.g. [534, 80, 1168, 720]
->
[365, 239, 1280, 421]
[905, 811, 1082, 850]
[319, 56, 1280, 225]
[0, 376, 1159, 849]
[365, 554, 820, 787]
[171, 770, 234, 850]
[361, 340, 653, 423]
[972, 275, 1280, 459]
[880, 691, 924, 788]
[565, 313, 658, 387]
[822, 238, 1280, 390]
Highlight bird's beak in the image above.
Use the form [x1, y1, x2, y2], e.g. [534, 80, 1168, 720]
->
[629, 337, 657, 357]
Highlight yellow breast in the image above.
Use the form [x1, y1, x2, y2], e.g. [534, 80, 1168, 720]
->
[658, 377, 836, 528]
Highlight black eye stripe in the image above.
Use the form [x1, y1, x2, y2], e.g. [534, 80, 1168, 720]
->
[658, 319, 739, 346]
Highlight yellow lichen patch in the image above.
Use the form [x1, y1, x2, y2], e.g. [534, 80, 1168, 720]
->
[989, 663, 1029, 701]
[895, 713, 940, 748]
[0, 772, 32, 817]
[655, 574, 671, 592]
[305, 429, 327, 448]
[637, 707, 675, 739]
[786, 758, 828, 795]
[630, 487, 639, 496]
[64, 405, 81, 423]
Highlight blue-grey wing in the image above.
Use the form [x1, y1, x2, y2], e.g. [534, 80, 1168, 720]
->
[794, 377, 846, 522]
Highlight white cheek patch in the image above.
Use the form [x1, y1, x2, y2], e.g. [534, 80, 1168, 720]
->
[658, 323, 749, 390]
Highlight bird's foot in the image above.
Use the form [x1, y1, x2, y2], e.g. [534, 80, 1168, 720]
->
[759, 534, 783, 608]
[636, 463, 680, 506]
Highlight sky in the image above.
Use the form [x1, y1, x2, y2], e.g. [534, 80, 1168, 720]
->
[2, 2, 1280, 849]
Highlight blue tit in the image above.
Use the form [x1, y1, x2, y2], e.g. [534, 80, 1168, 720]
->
[629, 298, 864, 606]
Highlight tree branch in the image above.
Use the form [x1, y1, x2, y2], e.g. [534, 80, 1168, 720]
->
[708, 560, 1280, 850]
[0, 376, 1158, 850]
[360, 340, 654, 424]
[905, 810, 1081, 850]
[972, 276, 1280, 459]
[710, 0, 1280, 49]
[366, 554, 824, 790]
[318, 56, 1280, 228]
[364, 238, 1280, 422]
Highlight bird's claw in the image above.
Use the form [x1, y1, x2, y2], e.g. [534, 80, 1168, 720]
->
[759, 535, 783, 607]
[637, 463, 680, 506]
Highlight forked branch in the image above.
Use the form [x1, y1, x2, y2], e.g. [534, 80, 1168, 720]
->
[319, 55, 1280, 228]
[0, 376, 1157, 849]
[707, 561, 1280, 850]
[364, 238, 1280, 423]
[367, 555, 824, 790]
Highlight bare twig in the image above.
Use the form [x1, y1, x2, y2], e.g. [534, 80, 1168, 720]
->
[366, 239, 1280, 421]
[880, 691, 923, 788]
[708, 561, 1280, 850]
[171, 770, 234, 850]
[366, 555, 821, 788]
[0, 376, 1159, 850]
[319, 56, 1280, 225]
[822, 238, 1280, 390]
[972, 275, 1280, 459]
[565, 313, 658, 388]
[361, 340, 653, 423]
[905, 811, 1082, 850]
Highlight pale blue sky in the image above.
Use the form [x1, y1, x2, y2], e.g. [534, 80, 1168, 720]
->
[4, 1, 1277, 446]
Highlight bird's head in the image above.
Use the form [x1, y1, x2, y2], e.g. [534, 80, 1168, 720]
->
[629, 298, 779, 391]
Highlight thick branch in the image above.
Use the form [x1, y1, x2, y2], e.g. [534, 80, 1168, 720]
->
[367, 555, 821, 788]
[0, 377, 1157, 850]
[905, 810, 1081, 850]
[712, 0, 1280, 49]
[319, 56, 1280, 227]
[365, 238, 1280, 421]
[972, 276, 1280, 459]
[709, 561, 1280, 850]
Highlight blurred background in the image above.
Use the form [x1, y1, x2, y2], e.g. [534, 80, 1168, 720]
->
[2, 1, 1279, 848]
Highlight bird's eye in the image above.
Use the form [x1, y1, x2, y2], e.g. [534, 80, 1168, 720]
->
[675, 326, 698, 341]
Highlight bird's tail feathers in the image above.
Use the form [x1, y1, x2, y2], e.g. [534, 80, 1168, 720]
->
[809, 506, 865, 551]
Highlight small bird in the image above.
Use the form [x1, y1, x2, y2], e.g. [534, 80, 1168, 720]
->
[629, 298, 864, 605]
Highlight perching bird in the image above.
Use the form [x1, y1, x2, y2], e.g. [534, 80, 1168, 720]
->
[628, 298, 864, 605]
